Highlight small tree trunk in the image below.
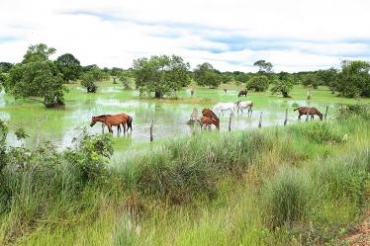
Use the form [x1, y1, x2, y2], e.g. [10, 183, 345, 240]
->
[154, 91, 162, 98]
[282, 91, 290, 98]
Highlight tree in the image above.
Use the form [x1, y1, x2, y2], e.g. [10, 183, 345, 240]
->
[80, 65, 107, 93]
[193, 62, 221, 88]
[246, 75, 269, 92]
[4, 44, 66, 108]
[335, 60, 370, 98]
[55, 53, 82, 83]
[270, 72, 294, 98]
[253, 60, 273, 73]
[0, 62, 13, 73]
[133, 55, 190, 98]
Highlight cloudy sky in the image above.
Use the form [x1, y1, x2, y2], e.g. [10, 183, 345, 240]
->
[1, 0, 370, 73]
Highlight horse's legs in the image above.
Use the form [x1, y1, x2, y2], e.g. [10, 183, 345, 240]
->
[106, 124, 113, 134]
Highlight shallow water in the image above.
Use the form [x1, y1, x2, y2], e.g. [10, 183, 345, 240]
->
[0, 91, 336, 151]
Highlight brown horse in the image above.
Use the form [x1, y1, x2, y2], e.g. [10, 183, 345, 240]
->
[201, 108, 220, 130]
[238, 90, 248, 97]
[200, 116, 218, 130]
[294, 107, 323, 121]
[90, 113, 133, 134]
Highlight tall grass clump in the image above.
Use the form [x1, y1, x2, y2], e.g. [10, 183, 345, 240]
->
[261, 166, 312, 230]
[311, 148, 370, 212]
[288, 121, 343, 145]
[127, 136, 218, 204]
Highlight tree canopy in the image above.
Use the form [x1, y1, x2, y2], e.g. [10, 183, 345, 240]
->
[336, 60, 370, 98]
[246, 75, 269, 92]
[193, 62, 222, 88]
[133, 55, 191, 98]
[55, 53, 82, 83]
[4, 43, 66, 108]
[270, 72, 294, 98]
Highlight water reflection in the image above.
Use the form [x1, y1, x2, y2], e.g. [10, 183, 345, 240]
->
[2, 97, 336, 151]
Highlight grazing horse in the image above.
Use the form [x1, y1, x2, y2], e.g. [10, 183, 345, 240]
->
[294, 107, 323, 121]
[200, 116, 219, 130]
[238, 90, 248, 97]
[213, 102, 237, 116]
[235, 101, 253, 116]
[201, 108, 220, 130]
[90, 113, 133, 134]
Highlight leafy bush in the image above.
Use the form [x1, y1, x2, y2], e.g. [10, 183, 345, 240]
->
[337, 103, 370, 120]
[64, 128, 113, 185]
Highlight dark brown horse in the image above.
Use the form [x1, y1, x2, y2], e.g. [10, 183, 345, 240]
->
[238, 90, 248, 97]
[90, 113, 133, 134]
[201, 108, 220, 130]
[294, 107, 323, 121]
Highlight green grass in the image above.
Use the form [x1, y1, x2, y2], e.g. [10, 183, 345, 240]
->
[1, 84, 370, 245]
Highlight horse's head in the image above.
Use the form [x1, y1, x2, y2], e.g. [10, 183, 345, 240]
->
[318, 112, 323, 120]
[90, 116, 98, 127]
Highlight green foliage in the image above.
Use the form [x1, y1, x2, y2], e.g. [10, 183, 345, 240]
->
[246, 75, 270, 92]
[193, 62, 222, 88]
[261, 167, 312, 229]
[253, 60, 273, 73]
[336, 60, 370, 98]
[289, 122, 342, 144]
[64, 129, 113, 184]
[133, 54, 191, 98]
[55, 53, 82, 83]
[270, 72, 294, 98]
[4, 43, 66, 108]
[0, 62, 14, 73]
[337, 103, 370, 120]
[0, 120, 8, 173]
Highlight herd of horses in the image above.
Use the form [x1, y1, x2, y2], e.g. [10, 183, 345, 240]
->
[89, 89, 324, 134]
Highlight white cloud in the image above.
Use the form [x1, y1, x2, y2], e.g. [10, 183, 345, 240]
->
[1, 0, 370, 72]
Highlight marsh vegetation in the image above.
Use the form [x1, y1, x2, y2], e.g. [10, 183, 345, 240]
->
[1, 83, 370, 245]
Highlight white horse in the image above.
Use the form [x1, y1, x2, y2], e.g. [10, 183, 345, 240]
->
[235, 101, 253, 116]
[213, 102, 237, 116]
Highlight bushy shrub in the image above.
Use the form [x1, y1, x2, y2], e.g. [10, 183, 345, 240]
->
[64, 128, 113, 185]
[337, 103, 370, 120]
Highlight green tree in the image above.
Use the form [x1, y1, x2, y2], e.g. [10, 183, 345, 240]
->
[336, 60, 370, 98]
[193, 62, 221, 88]
[80, 65, 106, 93]
[270, 72, 294, 98]
[55, 53, 82, 83]
[133, 55, 190, 98]
[0, 62, 13, 73]
[246, 75, 269, 92]
[253, 60, 273, 73]
[4, 44, 66, 108]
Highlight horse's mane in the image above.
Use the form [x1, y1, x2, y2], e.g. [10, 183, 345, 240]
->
[95, 114, 112, 118]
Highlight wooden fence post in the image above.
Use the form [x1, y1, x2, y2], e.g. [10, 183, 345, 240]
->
[284, 108, 288, 126]
[228, 115, 232, 132]
[150, 120, 154, 142]
[324, 105, 329, 120]
[258, 112, 263, 128]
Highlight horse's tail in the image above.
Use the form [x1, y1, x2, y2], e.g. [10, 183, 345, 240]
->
[293, 107, 300, 111]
